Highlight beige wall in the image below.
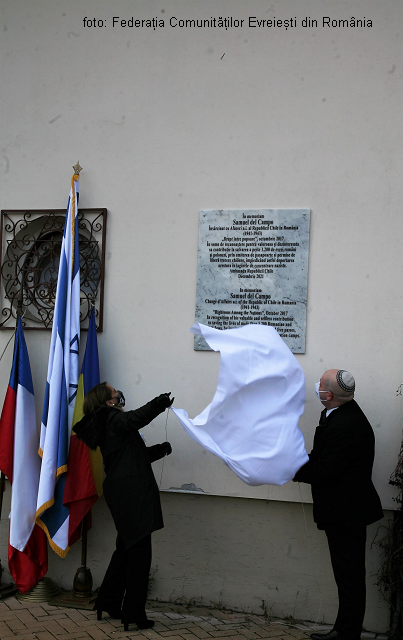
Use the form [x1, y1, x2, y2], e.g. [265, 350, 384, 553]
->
[0, 0, 402, 506]
[0, 0, 401, 633]
[0, 490, 391, 632]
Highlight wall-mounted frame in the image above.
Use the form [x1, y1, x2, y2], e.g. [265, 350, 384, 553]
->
[0, 208, 107, 331]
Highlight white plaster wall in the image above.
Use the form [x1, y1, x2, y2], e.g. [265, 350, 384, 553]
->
[0, 490, 392, 632]
[1, 0, 402, 504]
[0, 0, 401, 632]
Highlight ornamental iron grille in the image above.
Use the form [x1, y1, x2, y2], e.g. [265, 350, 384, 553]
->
[0, 209, 107, 331]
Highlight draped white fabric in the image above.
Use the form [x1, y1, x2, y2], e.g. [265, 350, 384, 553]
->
[172, 323, 308, 486]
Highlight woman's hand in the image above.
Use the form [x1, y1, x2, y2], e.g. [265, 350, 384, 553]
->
[156, 392, 174, 408]
[160, 441, 172, 456]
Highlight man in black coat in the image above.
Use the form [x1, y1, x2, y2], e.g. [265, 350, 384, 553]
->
[294, 369, 383, 640]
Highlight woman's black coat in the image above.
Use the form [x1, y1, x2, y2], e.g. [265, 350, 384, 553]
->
[74, 398, 168, 549]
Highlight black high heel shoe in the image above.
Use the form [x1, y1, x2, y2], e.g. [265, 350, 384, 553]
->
[93, 602, 122, 620]
[122, 617, 155, 631]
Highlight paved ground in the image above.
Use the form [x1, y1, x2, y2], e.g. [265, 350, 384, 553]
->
[0, 595, 390, 640]
[0, 594, 328, 640]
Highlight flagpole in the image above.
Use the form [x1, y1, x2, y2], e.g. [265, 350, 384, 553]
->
[72, 513, 94, 598]
[69, 304, 99, 605]
[0, 472, 5, 584]
[0, 464, 19, 598]
[70, 298, 95, 602]
[0, 470, 17, 598]
[70, 213, 93, 599]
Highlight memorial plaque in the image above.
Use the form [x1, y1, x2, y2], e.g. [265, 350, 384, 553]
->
[195, 209, 310, 352]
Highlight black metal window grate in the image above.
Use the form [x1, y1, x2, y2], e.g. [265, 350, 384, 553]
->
[0, 209, 107, 331]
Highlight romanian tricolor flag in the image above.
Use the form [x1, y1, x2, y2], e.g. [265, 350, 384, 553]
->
[64, 306, 103, 548]
[0, 316, 48, 593]
[36, 171, 81, 557]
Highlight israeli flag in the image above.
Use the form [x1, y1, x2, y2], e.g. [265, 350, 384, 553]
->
[36, 173, 80, 557]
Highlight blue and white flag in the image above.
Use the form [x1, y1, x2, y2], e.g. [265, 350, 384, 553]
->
[36, 172, 81, 557]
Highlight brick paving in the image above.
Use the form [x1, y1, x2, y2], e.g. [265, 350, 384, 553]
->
[0, 596, 391, 640]
[0, 595, 322, 640]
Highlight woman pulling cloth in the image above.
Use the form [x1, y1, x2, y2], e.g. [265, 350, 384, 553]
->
[73, 382, 174, 631]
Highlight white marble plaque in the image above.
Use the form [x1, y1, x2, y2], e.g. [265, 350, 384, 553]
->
[195, 209, 310, 352]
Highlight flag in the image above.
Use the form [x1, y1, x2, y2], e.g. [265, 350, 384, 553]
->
[36, 172, 81, 557]
[64, 306, 103, 548]
[172, 323, 308, 486]
[0, 316, 48, 593]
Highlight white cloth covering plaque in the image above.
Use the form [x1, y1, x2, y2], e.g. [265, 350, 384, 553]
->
[172, 323, 308, 486]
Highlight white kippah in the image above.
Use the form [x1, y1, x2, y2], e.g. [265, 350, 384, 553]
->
[336, 370, 355, 392]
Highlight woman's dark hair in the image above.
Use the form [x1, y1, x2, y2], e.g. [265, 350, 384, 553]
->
[74, 382, 112, 449]
[83, 381, 112, 415]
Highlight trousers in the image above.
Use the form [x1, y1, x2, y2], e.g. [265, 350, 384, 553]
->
[96, 533, 152, 620]
[325, 525, 367, 640]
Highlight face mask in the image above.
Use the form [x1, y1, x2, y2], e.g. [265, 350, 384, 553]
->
[315, 382, 329, 401]
[112, 390, 125, 407]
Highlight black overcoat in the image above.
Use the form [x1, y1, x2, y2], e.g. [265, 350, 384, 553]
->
[94, 400, 167, 549]
[294, 400, 383, 528]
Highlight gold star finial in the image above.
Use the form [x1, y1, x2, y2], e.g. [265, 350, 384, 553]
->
[73, 161, 82, 175]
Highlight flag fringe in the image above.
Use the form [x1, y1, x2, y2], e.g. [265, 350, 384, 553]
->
[35, 517, 71, 558]
[56, 464, 68, 479]
[35, 451, 67, 481]
[35, 497, 55, 520]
